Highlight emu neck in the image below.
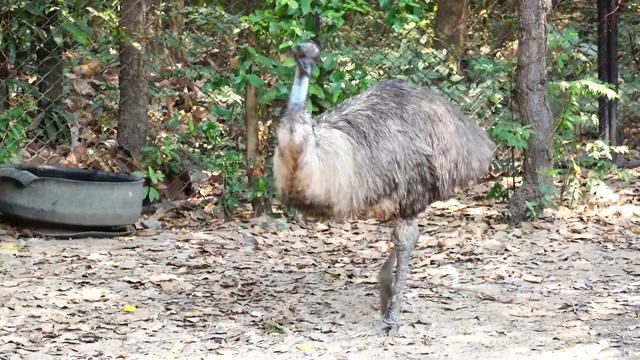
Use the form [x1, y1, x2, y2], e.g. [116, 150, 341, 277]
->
[287, 67, 309, 112]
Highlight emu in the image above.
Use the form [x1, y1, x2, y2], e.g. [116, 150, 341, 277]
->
[273, 41, 495, 336]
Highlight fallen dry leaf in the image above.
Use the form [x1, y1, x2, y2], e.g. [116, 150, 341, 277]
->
[0, 244, 26, 253]
[0, 290, 17, 307]
[522, 274, 544, 283]
[80, 288, 103, 301]
[149, 274, 181, 282]
[490, 223, 509, 231]
[0, 175, 639, 359]
[171, 342, 186, 354]
[295, 342, 314, 351]
[483, 239, 507, 252]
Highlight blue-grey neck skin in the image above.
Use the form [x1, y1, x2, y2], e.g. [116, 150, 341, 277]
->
[287, 66, 309, 112]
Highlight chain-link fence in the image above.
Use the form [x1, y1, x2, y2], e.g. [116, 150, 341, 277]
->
[617, 0, 640, 147]
[1, 0, 638, 218]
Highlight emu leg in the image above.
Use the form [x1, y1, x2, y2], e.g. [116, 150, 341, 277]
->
[378, 247, 396, 316]
[372, 218, 419, 336]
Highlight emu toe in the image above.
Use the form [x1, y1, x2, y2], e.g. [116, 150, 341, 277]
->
[371, 318, 400, 337]
[372, 303, 402, 337]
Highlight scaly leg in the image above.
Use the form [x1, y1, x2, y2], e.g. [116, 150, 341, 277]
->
[378, 246, 396, 316]
[372, 218, 419, 337]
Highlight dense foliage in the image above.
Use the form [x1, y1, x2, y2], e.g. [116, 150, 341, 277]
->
[0, 0, 638, 219]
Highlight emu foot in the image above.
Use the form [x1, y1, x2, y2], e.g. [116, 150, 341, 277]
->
[371, 318, 400, 337]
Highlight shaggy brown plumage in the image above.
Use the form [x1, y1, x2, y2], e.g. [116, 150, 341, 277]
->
[273, 41, 495, 336]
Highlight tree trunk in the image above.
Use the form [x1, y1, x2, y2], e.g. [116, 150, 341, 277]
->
[507, 0, 554, 223]
[147, 0, 169, 69]
[597, 0, 619, 161]
[165, 0, 186, 65]
[244, 80, 269, 217]
[0, 50, 8, 113]
[491, 0, 520, 53]
[118, 0, 150, 157]
[434, 0, 469, 55]
[35, 5, 65, 142]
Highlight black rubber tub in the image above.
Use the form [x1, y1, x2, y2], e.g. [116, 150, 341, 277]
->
[0, 164, 144, 228]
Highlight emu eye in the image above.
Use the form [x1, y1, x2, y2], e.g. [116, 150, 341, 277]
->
[296, 49, 304, 58]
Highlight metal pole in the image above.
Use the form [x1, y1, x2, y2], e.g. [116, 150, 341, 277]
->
[608, 0, 619, 161]
[597, 0, 619, 162]
[597, 0, 610, 144]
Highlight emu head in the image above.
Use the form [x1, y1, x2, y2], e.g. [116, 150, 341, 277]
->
[293, 41, 321, 77]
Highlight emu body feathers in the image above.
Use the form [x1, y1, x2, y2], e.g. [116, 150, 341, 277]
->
[273, 41, 495, 336]
[274, 79, 495, 221]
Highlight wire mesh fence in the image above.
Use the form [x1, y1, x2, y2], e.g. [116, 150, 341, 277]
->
[617, 0, 640, 146]
[0, 0, 637, 218]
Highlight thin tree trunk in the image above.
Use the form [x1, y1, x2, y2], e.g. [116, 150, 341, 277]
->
[507, 0, 554, 223]
[245, 81, 259, 173]
[434, 0, 469, 56]
[597, 0, 619, 161]
[491, 0, 520, 53]
[118, 0, 150, 157]
[147, 0, 169, 68]
[165, 0, 186, 65]
[0, 50, 8, 113]
[35, 5, 65, 142]
[244, 80, 269, 217]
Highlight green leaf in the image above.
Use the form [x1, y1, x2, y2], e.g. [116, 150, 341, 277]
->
[260, 89, 283, 105]
[245, 74, 265, 88]
[75, 20, 96, 39]
[329, 70, 345, 82]
[61, 21, 91, 46]
[148, 187, 160, 202]
[385, 7, 397, 28]
[283, 57, 297, 67]
[9, 125, 22, 140]
[255, 54, 275, 68]
[351, 68, 368, 80]
[316, 98, 332, 110]
[392, 18, 404, 32]
[133, 171, 148, 179]
[300, 0, 312, 14]
[45, 119, 57, 140]
[211, 106, 233, 120]
[149, 172, 158, 185]
[450, 74, 463, 83]
[238, 59, 254, 74]
[321, 53, 338, 69]
[379, 0, 393, 10]
[287, 0, 299, 10]
[308, 84, 325, 98]
[305, 97, 313, 112]
[167, 114, 180, 128]
[328, 81, 342, 96]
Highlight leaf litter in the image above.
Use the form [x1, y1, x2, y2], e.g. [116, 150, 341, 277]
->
[1, 176, 640, 359]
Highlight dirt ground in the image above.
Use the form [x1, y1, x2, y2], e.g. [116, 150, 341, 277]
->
[1, 179, 640, 360]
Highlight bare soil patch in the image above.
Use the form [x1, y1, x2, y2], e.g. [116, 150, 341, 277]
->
[1, 181, 639, 359]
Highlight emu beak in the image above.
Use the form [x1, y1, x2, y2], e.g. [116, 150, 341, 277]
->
[298, 59, 315, 77]
[294, 56, 315, 78]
